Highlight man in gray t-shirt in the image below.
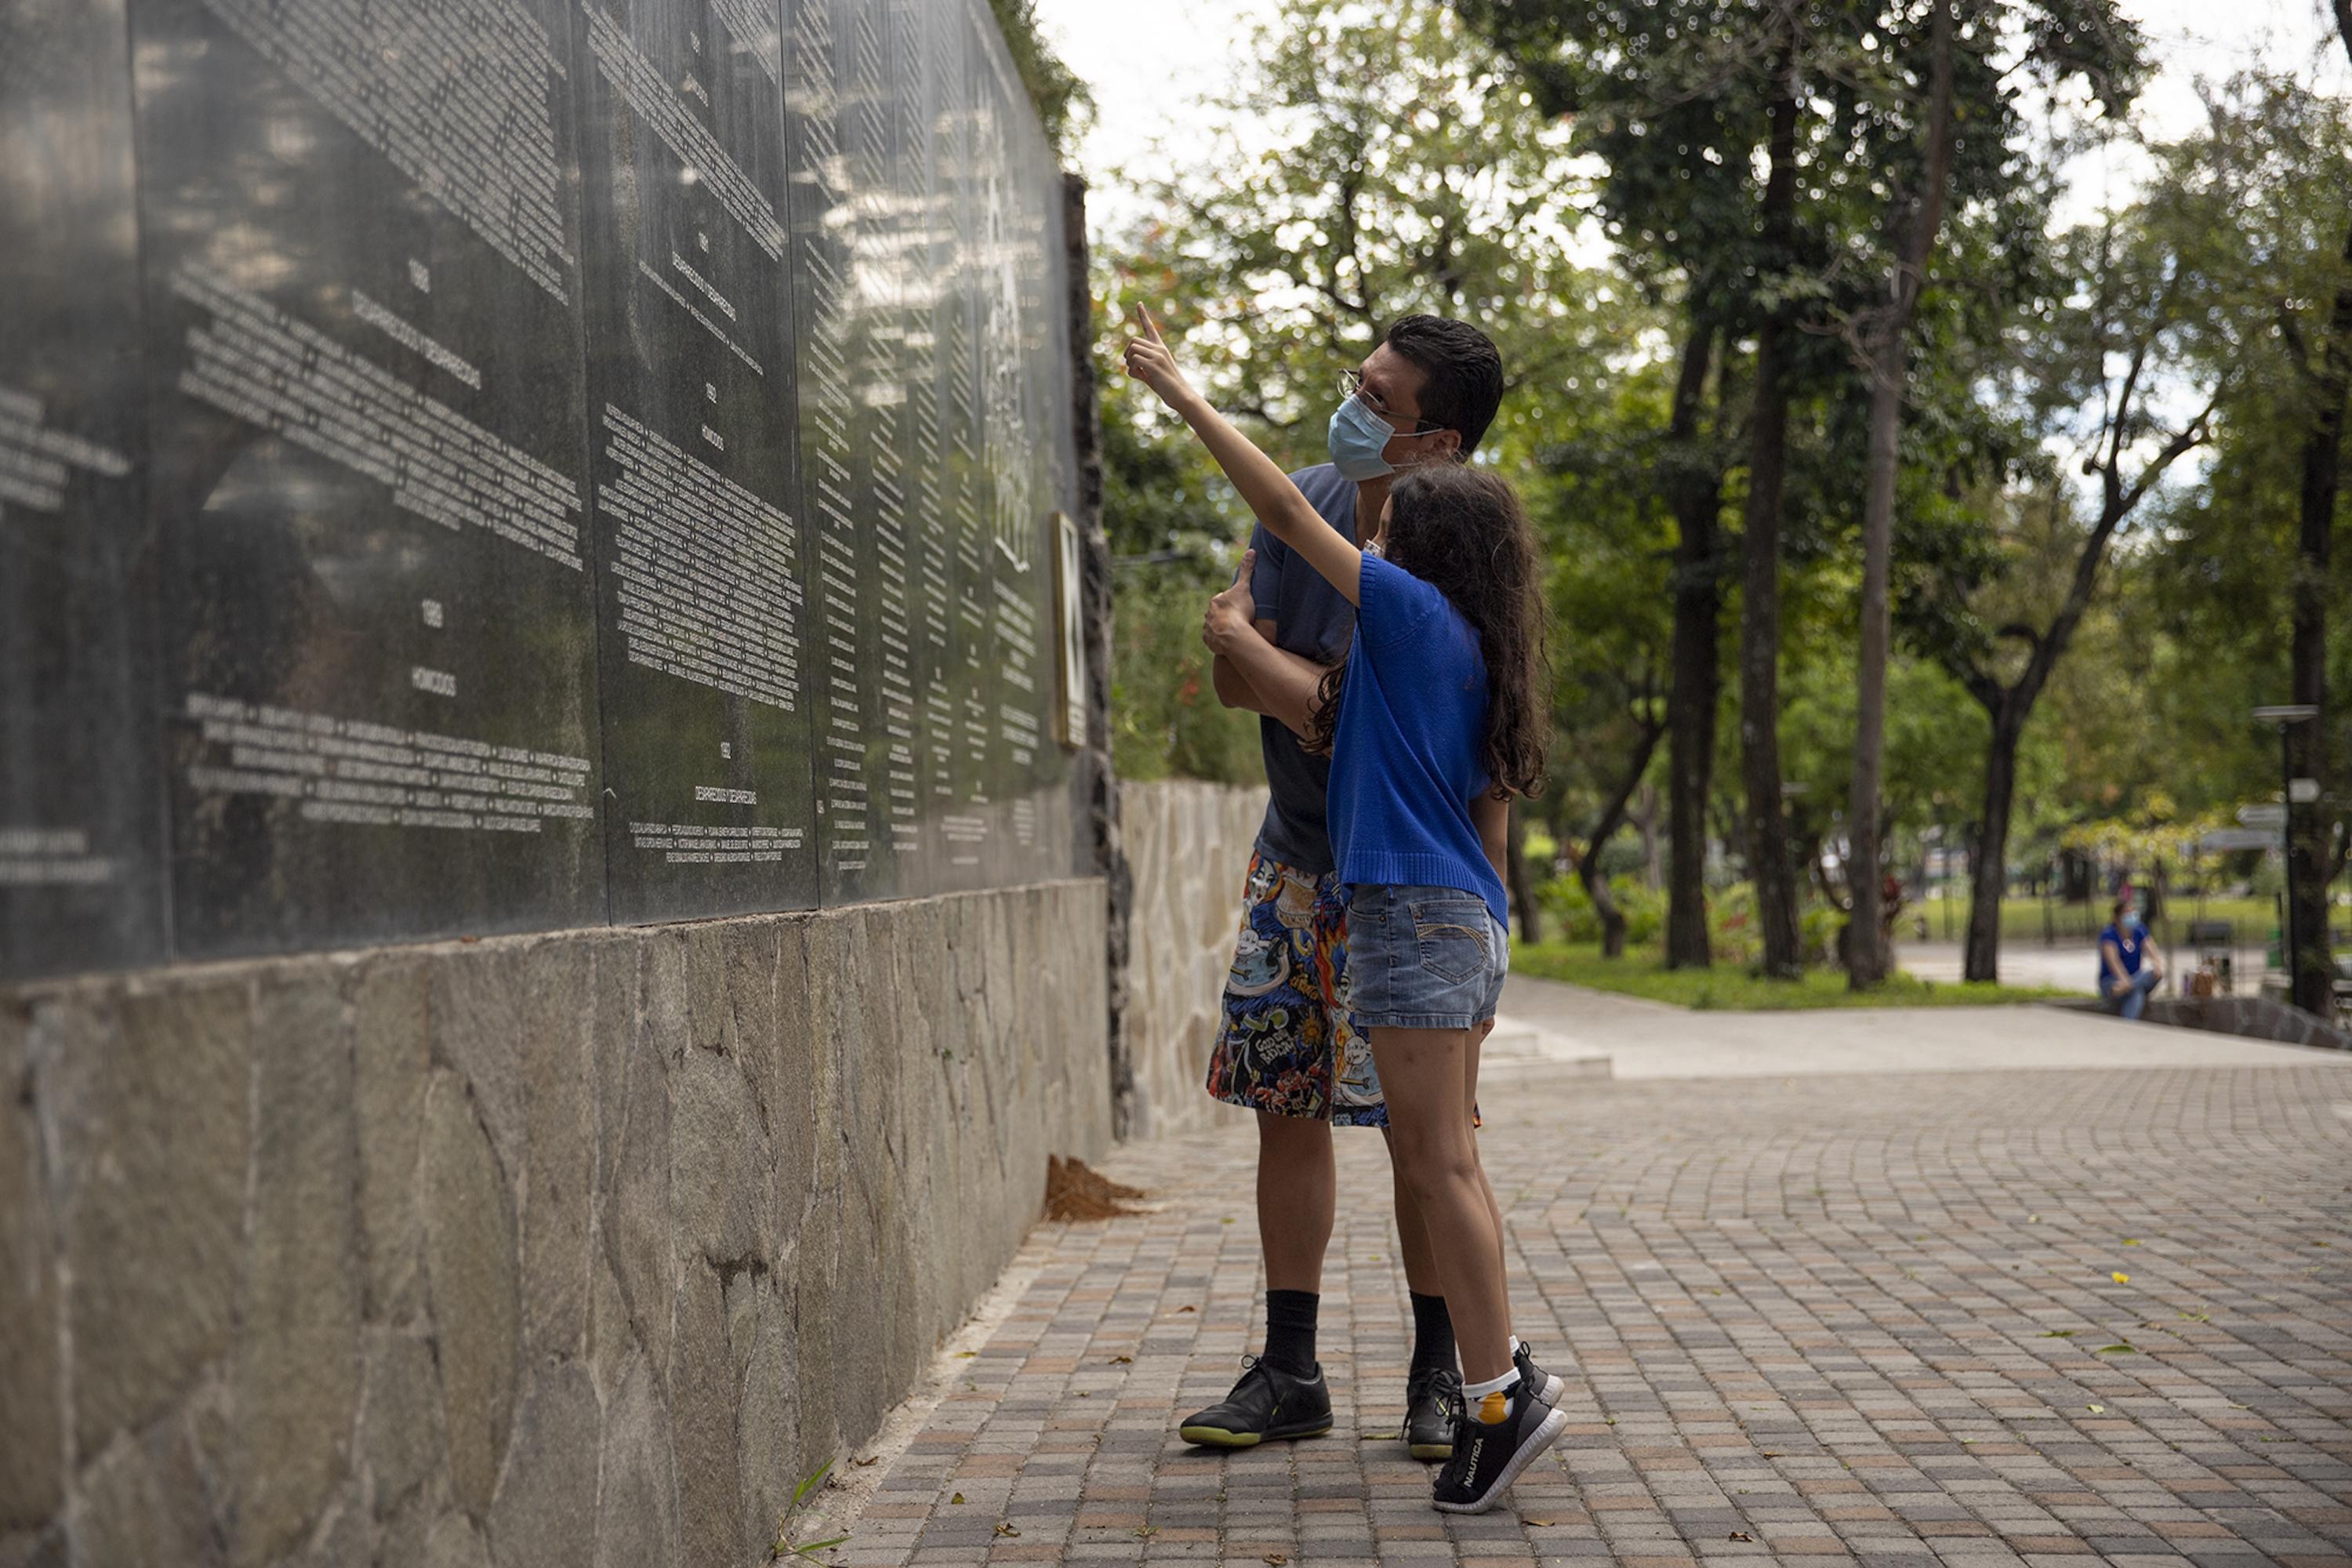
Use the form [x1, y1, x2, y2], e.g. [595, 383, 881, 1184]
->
[1178, 316, 1515, 1464]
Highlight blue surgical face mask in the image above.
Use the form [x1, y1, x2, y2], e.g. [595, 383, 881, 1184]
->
[1327, 395, 1396, 481]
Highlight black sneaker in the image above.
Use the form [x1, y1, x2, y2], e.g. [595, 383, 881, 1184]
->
[1431, 1378, 1568, 1514]
[1514, 1340, 1566, 1405]
[1177, 1356, 1334, 1448]
[1403, 1366, 1461, 1461]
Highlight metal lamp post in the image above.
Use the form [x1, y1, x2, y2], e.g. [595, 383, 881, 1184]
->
[2253, 705, 2321, 1006]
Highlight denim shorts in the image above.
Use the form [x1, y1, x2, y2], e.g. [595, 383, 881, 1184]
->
[1345, 883, 1508, 1030]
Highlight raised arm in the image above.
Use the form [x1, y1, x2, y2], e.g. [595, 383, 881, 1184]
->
[1124, 311, 1363, 606]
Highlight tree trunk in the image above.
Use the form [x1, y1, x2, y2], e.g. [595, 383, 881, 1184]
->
[1847, 323, 1905, 986]
[1665, 321, 1722, 968]
[1579, 847, 1628, 959]
[1848, 0, 1957, 990]
[1739, 22, 1805, 980]
[1506, 801, 1542, 946]
[1964, 707, 2023, 984]
[1632, 783, 1664, 890]
[1579, 720, 1666, 961]
[2285, 213, 2352, 1014]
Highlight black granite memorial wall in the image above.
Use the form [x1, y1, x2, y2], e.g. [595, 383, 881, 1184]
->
[0, 0, 167, 981]
[0, 0, 1085, 982]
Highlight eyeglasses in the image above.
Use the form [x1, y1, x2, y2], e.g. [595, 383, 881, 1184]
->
[1339, 368, 1448, 436]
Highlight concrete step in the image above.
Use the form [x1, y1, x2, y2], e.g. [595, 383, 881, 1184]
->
[1480, 1015, 1612, 1079]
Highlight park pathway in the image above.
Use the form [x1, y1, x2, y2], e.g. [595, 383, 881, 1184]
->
[818, 985, 2352, 1566]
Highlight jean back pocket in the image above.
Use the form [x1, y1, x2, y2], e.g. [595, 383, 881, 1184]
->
[1410, 898, 1491, 985]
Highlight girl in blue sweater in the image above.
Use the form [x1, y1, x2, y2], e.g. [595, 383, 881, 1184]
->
[1126, 315, 1559, 1513]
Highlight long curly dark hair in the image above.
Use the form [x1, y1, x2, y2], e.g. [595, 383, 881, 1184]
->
[1306, 464, 1549, 797]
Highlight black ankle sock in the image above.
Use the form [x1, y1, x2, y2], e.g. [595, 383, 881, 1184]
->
[1261, 1289, 1319, 1377]
[1409, 1291, 1457, 1380]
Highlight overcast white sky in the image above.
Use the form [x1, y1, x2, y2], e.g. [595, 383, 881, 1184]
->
[1034, 0, 2352, 238]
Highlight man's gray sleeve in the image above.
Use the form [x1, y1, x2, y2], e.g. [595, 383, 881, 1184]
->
[1248, 521, 1284, 622]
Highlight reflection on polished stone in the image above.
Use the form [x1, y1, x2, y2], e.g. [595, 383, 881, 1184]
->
[0, 0, 167, 980]
[4, 0, 1084, 981]
[575, 0, 818, 924]
[129, 0, 608, 959]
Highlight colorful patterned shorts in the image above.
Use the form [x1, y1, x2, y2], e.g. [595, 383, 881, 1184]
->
[1204, 851, 1391, 1127]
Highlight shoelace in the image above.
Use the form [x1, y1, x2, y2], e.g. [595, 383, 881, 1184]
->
[1410, 1370, 1461, 1423]
[1432, 1419, 1478, 1494]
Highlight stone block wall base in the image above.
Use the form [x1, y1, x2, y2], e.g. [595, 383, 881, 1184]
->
[2144, 993, 2352, 1052]
[0, 879, 1110, 1568]
[1116, 782, 1266, 1141]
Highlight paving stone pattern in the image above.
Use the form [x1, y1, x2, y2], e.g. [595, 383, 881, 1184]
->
[837, 1063, 2352, 1566]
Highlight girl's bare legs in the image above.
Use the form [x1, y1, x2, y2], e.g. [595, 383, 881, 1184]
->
[1369, 1025, 1512, 1383]
[1466, 1022, 1506, 1265]
[1384, 1133, 1445, 1294]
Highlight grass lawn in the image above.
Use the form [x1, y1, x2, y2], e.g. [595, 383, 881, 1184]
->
[1510, 940, 2080, 1011]
[1915, 895, 2286, 946]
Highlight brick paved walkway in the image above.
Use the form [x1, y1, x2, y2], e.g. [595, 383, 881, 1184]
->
[828, 1035, 2352, 1565]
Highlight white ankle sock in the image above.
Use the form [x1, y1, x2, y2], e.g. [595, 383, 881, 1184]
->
[1463, 1367, 1515, 1424]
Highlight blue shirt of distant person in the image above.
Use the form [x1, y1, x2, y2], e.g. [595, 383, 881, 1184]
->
[2098, 897, 2161, 1020]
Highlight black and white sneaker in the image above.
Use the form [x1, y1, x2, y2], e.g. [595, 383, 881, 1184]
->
[1403, 1366, 1462, 1461]
[1430, 1378, 1568, 1514]
[1177, 1356, 1334, 1448]
[1514, 1340, 1566, 1404]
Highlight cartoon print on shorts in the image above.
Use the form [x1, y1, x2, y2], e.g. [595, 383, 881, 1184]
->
[1205, 852, 1388, 1126]
[1225, 916, 1290, 998]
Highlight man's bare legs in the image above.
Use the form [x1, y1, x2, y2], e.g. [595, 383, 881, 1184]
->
[1214, 1080, 1483, 1459]
[1178, 1110, 1340, 1447]
[1264, 1109, 1454, 1318]
[1257, 1110, 1336, 1292]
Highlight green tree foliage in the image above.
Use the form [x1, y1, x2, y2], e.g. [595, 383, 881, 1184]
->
[1097, 0, 1618, 786]
[1093, 0, 2347, 982]
[984, 0, 1092, 155]
[1112, 0, 1608, 470]
[2150, 74, 2352, 887]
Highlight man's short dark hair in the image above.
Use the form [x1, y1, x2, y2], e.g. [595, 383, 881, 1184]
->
[1384, 315, 1504, 455]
